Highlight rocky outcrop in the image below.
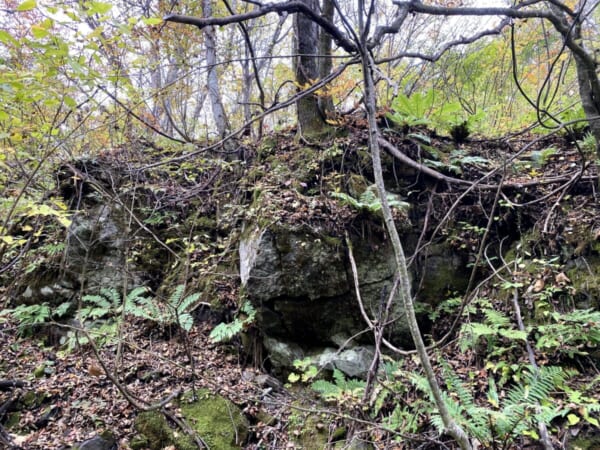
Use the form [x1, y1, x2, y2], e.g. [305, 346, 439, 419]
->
[239, 215, 473, 376]
[15, 159, 147, 307]
[240, 224, 399, 376]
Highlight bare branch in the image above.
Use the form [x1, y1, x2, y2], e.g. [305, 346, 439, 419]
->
[369, 4, 410, 48]
[393, 0, 593, 65]
[164, 2, 357, 53]
[376, 17, 510, 64]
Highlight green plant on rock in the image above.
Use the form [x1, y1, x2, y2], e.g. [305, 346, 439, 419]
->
[331, 184, 409, 215]
[209, 301, 256, 343]
[310, 369, 366, 404]
[288, 359, 365, 406]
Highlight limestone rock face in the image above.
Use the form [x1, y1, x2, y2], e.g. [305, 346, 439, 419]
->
[16, 201, 140, 308]
[15, 159, 145, 307]
[240, 224, 411, 376]
[240, 227, 348, 300]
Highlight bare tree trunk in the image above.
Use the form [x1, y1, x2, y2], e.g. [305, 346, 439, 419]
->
[203, 0, 230, 138]
[294, 0, 328, 137]
[318, 0, 335, 118]
[573, 54, 600, 151]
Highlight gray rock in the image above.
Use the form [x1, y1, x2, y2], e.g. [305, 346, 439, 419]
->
[263, 336, 304, 369]
[241, 221, 471, 374]
[240, 224, 411, 348]
[315, 346, 375, 379]
[75, 432, 116, 450]
[240, 227, 347, 300]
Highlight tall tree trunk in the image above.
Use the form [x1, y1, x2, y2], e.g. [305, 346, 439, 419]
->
[294, 0, 328, 137]
[573, 53, 600, 154]
[545, 2, 600, 155]
[318, 0, 335, 118]
[362, 50, 473, 450]
[203, 0, 230, 138]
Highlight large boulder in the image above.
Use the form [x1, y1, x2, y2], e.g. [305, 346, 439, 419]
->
[240, 224, 411, 374]
[240, 220, 472, 375]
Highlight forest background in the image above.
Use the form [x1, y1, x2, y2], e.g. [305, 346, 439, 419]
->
[1, 0, 600, 449]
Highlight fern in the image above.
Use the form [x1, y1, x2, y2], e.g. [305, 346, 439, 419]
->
[459, 307, 527, 353]
[490, 366, 567, 440]
[125, 285, 200, 332]
[209, 301, 256, 343]
[331, 184, 409, 215]
[310, 369, 366, 402]
[1, 303, 53, 335]
[409, 363, 570, 446]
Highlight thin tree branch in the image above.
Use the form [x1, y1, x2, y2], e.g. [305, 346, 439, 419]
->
[164, 1, 357, 53]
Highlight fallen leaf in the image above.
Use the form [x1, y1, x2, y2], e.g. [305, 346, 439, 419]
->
[555, 272, 571, 285]
[88, 363, 104, 377]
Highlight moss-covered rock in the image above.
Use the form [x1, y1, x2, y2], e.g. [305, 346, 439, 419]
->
[133, 411, 173, 450]
[289, 406, 345, 449]
[178, 389, 249, 449]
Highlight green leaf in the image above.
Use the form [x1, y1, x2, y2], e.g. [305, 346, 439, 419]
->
[17, 0, 36, 11]
[86, 1, 112, 15]
[585, 416, 599, 426]
[567, 413, 580, 425]
[178, 313, 193, 332]
[0, 30, 17, 45]
[64, 96, 77, 109]
[31, 25, 48, 39]
[288, 373, 300, 383]
[142, 17, 163, 25]
[55, 302, 72, 318]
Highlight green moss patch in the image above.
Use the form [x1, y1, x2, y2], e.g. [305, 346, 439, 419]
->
[178, 389, 249, 449]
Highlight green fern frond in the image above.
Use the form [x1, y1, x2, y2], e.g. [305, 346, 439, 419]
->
[127, 286, 150, 303]
[178, 312, 194, 332]
[333, 368, 345, 387]
[100, 287, 120, 307]
[330, 192, 362, 210]
[483, 309, 511, 328]
[178, 292, 200, 313]
[311, 379, 341, 400]
[82, 293, 111, 310]
[505, 366, 566, 407]
[209, 320, 244, 343]
[241, 301, 256, 317]
[169, 284, 185, 305]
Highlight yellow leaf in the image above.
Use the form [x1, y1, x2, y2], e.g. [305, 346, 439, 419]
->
[17, 0, 36, 11]
[31, 25, 49, 39]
